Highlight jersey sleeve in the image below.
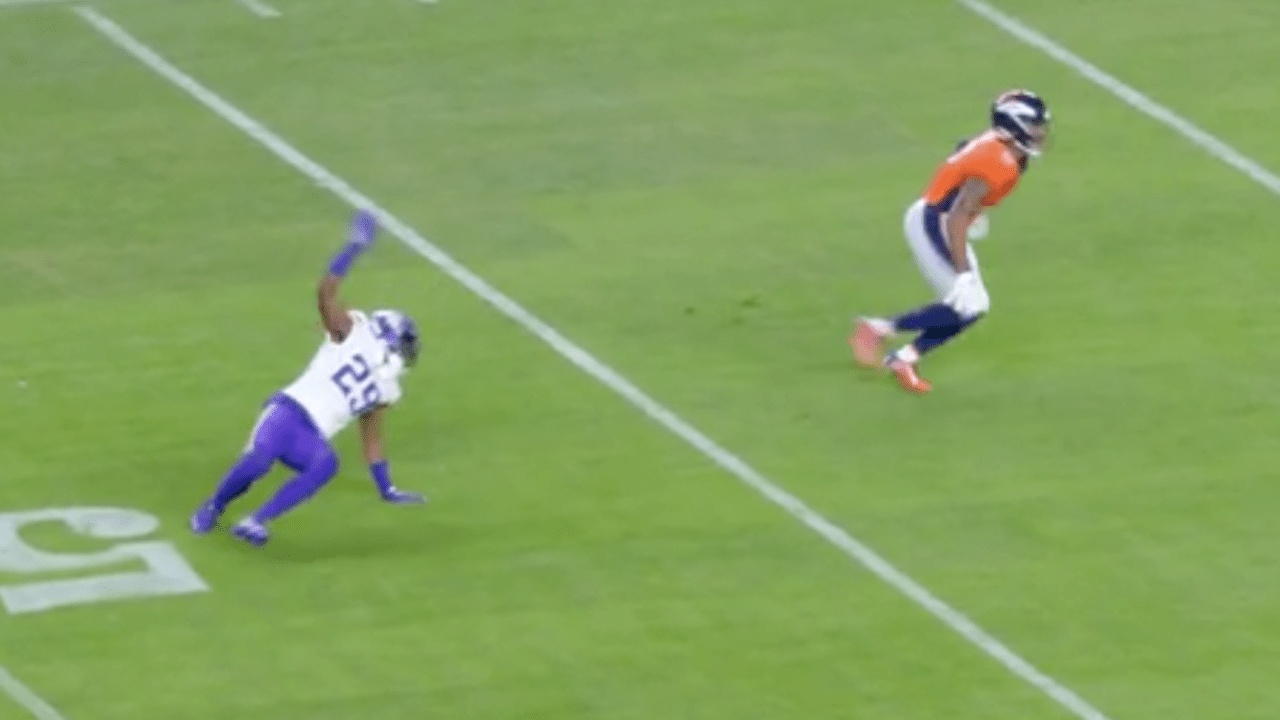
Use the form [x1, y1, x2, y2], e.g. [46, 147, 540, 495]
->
[970, 144, 1018, 190]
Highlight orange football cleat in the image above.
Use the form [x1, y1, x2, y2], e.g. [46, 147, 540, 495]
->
[849, 319, 888, 368]
[888, 358, 932, 394]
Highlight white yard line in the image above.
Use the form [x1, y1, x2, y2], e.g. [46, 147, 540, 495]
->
[74, 6, 1114, 720]
[0, 0, 70, 8]
[233, 0, 280, 19]
[958, 0, 1280, 196]
[0, 666, 67, 720]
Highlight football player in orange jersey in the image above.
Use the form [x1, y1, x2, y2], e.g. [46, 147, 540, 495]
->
[850, 90, 1051, 394]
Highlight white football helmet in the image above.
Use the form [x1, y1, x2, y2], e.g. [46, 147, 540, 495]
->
[371, 309, 421, 366]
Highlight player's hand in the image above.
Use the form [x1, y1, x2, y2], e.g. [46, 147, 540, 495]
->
[381, 487, 426, 505]
[944, 271, 990, 319]
[346, 209, 378, 251]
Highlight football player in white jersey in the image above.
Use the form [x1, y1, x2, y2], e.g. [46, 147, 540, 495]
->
[189, 210, 424, 546]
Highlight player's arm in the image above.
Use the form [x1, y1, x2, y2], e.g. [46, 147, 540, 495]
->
[318, 210, 379, 342]
[358, 406, 425, 505]
[945, 177, 989, 272]
[358, 404, 387, 464]
[318, 275, 353, 342]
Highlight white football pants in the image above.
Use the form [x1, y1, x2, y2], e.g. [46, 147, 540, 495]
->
[902, 198, 986, 301]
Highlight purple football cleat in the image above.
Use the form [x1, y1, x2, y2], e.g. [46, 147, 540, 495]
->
[231, 518, 269, 546]
[189, 501, 221, 535]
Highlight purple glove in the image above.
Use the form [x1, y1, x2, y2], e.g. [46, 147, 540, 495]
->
[330, 209, 378, 276]
[369, 461, 424, 504]
[347, 209, 378, 250]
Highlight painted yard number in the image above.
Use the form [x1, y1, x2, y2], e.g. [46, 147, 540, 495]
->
[0, 507, 208, 614]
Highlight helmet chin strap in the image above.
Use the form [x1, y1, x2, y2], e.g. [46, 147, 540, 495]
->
[993, 127, 1041, 158]
[1019, 131, 1047, 157]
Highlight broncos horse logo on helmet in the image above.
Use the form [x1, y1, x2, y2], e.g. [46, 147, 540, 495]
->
[991, 89, 1050, 157]
[371, 309, 421, 367]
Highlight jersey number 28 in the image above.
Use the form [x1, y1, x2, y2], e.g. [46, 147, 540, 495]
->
[331, 353, 382, 414]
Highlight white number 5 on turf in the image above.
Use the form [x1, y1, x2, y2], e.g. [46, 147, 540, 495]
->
[0, 507, 209, 615]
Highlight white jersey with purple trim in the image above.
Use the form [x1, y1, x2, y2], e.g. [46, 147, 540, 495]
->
[282, 310, 405, 439]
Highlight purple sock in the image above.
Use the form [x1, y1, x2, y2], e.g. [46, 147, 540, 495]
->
[893, 302, 962, 332]
[210, 395, 334, 514]
[211, 450, 275, 509]
[209, 402, 297, 510]
[251, 451, 339, 524]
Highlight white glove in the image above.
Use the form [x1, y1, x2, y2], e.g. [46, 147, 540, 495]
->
[944, 271, 990, 319]
[967, 214, 989, 241]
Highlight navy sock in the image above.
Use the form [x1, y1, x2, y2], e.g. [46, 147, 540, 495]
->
[913, 316, 980, 356]
[893, 302, 962, 332]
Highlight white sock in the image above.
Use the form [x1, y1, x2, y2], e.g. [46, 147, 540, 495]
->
[864, 317, 895, 335]
[893, 344, 920, 364]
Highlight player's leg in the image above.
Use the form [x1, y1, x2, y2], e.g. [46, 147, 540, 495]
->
[910, 314, 983, 356]
[885, 244, 987, 392]
[855, 202, 985, 392]
[895, 242, 985, 355]
[231, 420, 339, 546]
[852, 200, 961, 366]
[189, 399, 290, 534]
[902, 243, 986, 356]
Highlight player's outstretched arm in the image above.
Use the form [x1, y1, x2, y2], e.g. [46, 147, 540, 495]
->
[319, 209, 379, 342]
[359, 406, 425, 505]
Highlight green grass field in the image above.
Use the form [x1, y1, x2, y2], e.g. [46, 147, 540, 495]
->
[3, 1, 1280, 718]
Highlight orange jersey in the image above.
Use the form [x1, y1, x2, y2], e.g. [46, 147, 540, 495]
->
[921, 130, 1025, 211]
